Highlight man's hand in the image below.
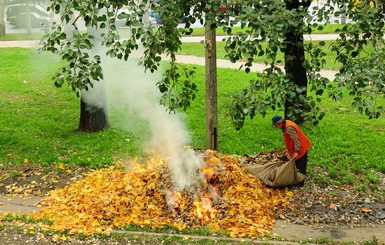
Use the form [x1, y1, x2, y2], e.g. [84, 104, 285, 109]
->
[293, 152, 299, 159]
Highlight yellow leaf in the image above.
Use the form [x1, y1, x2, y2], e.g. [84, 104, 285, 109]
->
[23, 159, 28, 164]
[52, 234, 59, 242]
[105, 227, 113, 235]
[235, 185, 244, 191]
[59, 163, 64, 170]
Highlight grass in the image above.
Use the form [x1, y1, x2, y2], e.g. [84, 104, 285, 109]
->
[0, 48, 143, 172]
[0, 48, 384, 194]
[0, 32, 44, 41]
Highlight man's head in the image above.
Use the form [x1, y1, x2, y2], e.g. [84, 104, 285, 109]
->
[272, 115, 284, 129]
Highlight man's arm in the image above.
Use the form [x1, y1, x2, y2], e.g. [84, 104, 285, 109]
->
[286, 126, 300, 158]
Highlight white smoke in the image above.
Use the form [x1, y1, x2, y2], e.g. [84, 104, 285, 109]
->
[81, 80, 107, 113]
[54, 5, 203, 188]
[101, 53, 203, 189]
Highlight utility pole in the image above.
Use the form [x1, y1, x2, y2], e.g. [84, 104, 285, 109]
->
[204, 15, 218, 151]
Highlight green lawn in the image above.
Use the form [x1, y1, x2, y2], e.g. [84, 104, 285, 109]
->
[0, 47, 384, 194]
[0, 48, 142, 171]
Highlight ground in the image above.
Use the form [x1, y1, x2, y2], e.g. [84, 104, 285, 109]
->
[0, 163, 384, 244]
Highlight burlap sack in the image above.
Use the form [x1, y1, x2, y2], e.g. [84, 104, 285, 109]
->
[243, 157, 306, 188]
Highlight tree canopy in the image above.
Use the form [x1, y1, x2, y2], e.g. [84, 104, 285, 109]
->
[222, 0, 385, 128]
[41, 0, 385, 129]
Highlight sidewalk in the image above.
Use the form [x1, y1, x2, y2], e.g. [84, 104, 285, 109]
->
[0, 195, 43, 215]
[181, 33, 340, 42]
[0, 39, 337, 80]
[0, 40, 41, 49]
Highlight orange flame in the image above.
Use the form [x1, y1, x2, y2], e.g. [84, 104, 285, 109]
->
[129, 152, 220, 222]
[193, 194, 217, 222]
[174, 191, 185, 211]
[202, 167, 214, 179]
[167, 189, 186, 215]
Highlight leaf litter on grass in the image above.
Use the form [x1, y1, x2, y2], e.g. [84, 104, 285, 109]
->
[8, 150, 293, 238]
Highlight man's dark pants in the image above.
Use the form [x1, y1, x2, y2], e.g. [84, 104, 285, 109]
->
[295, 151, 308, 187]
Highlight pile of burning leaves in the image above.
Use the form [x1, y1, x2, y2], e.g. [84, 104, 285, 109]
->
[29, 150, 293, 238]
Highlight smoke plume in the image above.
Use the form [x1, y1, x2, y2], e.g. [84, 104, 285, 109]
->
[55, 6, 203, 188]
[102, 54, 203, 189]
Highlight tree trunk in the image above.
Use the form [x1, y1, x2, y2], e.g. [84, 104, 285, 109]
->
[205, 21, 218, 151]
[284, 0, 311, 124]
[78, 97, 109, 132]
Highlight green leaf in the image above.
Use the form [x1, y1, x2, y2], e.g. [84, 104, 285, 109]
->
[316, 89, 324, 96]
[336, 93, 343, 101]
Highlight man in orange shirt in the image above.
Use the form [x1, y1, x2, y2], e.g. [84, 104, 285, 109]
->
[272, 115, 311, 187]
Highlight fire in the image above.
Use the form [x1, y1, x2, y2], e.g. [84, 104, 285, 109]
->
[202, 167, 214, 179]
[166, 189, 186, 215]
[168, 189, 218, 222]
[166, 164, 221, 222]
[200, 165, 222, 201]
[193, 194, 218, 222]
[175, 191, 185, 210]
[127, 149, 222, 223]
